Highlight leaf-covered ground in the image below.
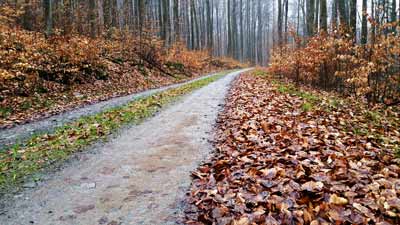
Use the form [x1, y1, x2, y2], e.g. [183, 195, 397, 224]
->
[185, 70, 400, 224]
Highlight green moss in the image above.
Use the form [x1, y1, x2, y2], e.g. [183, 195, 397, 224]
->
[253, 69, 268, 77]
[20, 101, 32, 110]
[0, 70, 231, 193]
[301, 102, 313, 112]
[278, 85, 289, 93]
[165, 61, 185, 71]
[0, 107, 13, 118]
[276, 82, 319, 111]
[297, 92, 319, 103]
[365, 111, 382, 124]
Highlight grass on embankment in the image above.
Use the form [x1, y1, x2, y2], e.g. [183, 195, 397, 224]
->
[0, 70, 232, 193]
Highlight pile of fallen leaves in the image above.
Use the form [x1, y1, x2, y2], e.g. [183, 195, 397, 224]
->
[185, 71, 400, 224]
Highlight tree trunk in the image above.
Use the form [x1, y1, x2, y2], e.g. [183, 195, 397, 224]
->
[88, 0, 97, 38]
[349, 0, 357, 41]
[361, 0, 368, 44]
[206, 0, 213, 51]
[332, 0, 338, 29]
[306, 0, 315, 36]
[284, 0, 289, 43]
[391, 0, 397, 33]
[162, 0, 170, 45]
[21, 0, 33, 30]
[319, 0, 327, 31]
[103, 0, 111, 30]
[338, 0, 348, 29]
[174, 0, 180, 42]
[278, 0, 283, 44]
[44, 0, 53, 37]
[314, 0, 320, 31]
[110, 0, 119, 28]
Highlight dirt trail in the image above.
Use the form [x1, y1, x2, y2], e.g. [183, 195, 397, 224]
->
[0, 71, 223, 148]
[0, 69, 249, 225]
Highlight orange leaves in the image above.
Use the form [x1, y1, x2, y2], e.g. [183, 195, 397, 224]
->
[185, 73, 400, 224]
[0, 17, 242, 127]
[268, 28, 400, 105]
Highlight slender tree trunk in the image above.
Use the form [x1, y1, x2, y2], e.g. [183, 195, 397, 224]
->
[372, 0, 376, 43]
[138, 0, 145, 57]
[306, 0, 315, 36]
[161, 0, 170, 45]
[319, 0, 327, 32]
[278, 0, 283, 44]
[240, 0, 244, 61]
[391, 0, 397, 33]
[174, 0, 180, 42]
[338, 0, 348, 29]
[314, 0, 320, 31]
[258, 0, 263, 63]
[103, 0, 111, 30]
[232, 0, 238, 58]
[21, 0, 33, 30]
[227, 0, 232, 56]
[88, 0, 97, 38]
[206, 0, 213, 51]
[284, 0, 289, 43]
[332, 0, 338, 30]
[349, 0, 357, 41]
[44, 0, 53, 37]
[110, 0, 119, 28]
[361, 0, 368, 44]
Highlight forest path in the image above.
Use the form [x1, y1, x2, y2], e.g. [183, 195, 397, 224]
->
[0, 69, 250, 225]
[0, 71, 226, 148]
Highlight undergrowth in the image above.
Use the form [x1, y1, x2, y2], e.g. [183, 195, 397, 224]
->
[253, 69, 400, 160]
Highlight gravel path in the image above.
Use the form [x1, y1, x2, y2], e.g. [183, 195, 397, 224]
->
[0, 72, 223, 148]
[0, 69, 249, 225]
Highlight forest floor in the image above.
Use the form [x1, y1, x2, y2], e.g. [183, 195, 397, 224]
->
[185, 70, 400, 224]
[0, 69, 249, 225]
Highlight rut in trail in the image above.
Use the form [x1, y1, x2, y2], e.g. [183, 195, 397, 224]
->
[0, 69, 249, 225]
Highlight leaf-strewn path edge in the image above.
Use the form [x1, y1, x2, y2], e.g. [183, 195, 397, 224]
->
[185, 71, 400, 225]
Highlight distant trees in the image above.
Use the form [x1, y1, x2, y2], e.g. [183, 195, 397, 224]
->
[2, 0, 400, 66]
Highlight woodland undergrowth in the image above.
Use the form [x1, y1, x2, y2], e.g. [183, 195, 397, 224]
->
[0, 6, 243, 128]
[269, 25, 400, 106]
